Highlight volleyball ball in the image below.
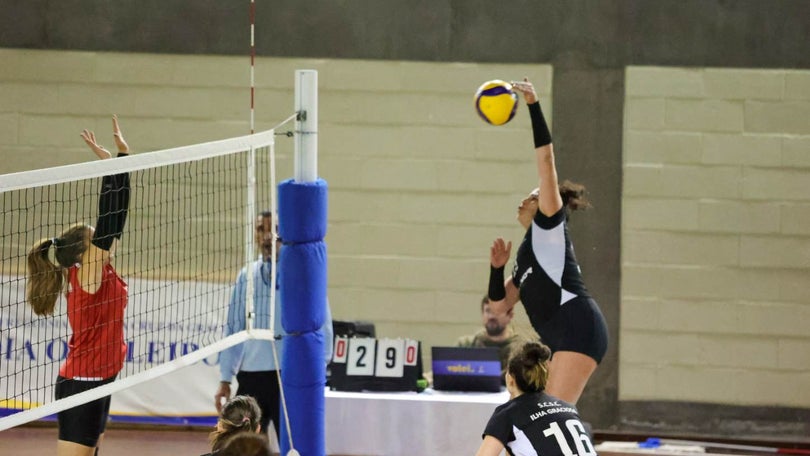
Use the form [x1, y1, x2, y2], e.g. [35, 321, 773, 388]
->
[474, 80, 519, 126]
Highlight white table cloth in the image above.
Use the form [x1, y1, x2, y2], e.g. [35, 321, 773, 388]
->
[325, 388, 510, 456]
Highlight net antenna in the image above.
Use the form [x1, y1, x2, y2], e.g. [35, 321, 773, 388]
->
[245, 2, 300, 454]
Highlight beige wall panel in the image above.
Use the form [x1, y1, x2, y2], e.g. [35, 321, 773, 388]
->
[624, 164, 742, 199]
[0, 83, 60, 114]
[622, 198, 699, 231]
[734, 268, 808, 303]
[697, 200, 781, 234]
[654, 365, 741, 403]
[732, 370, 810, 406]
[781, 203, 810, 236]
[0, 113, 19, 145]
[621, 332, 703, 365]
[619, 297, 661, 330]
[618, 364, 659, 400]
[0, 49, 98, 83]
[782, 136, 810, 167]
[622, 66, 810, 408]
[624, 131, 703, 165]
[785, 71, 810, 100]
[658, 300, 810, 338]
[703, 69, 784, 100]
[701, 133, 782, 166]
[666, 99, 744, 133]
[745, 100, 810, 135]
[697, 335, 779, 369]
[739, 235, 810, 268]
[742, 167, 810, 201]
[624, 67, 704, 98]
[624, 231, 740, 266]
[625, 98, 666, 130]
[778, 340, 810, 370]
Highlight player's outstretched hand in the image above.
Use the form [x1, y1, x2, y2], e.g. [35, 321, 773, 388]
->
[510, 77, 538, 104]
[81, 115, 129, 160]
[80, 129, 112, 160]
[111, 115, 129, 154]
[490, 237, 512, 269]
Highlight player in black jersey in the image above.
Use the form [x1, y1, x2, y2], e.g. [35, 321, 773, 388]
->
[487, 78, 608, 406]
[476, 341, 597, 456]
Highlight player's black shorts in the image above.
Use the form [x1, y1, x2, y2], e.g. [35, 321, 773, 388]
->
[236, 370, 281, 440]
[54, 376, 115, 447]
[533, 296, 608, 363]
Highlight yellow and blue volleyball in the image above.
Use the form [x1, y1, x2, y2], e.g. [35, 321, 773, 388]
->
[474, 80, 518, 126]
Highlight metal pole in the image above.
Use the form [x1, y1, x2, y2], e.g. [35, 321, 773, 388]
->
[294, 70, 318, 182]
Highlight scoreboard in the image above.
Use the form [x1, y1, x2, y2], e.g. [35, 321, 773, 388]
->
[329, 337, 423, 392]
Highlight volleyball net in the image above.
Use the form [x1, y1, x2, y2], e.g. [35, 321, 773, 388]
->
[1, 69, 326, 456]
[0, 126, 285, 430]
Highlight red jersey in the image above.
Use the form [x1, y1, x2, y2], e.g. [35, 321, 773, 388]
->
[60, 263, 128, 380]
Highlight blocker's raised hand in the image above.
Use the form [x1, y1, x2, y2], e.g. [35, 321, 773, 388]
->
[81, 115, 129, 160]
[80, 128, 112, 160]
[112, 115, 129, 154]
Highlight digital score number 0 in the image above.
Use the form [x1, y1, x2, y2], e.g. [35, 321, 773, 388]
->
[333, 337, 419, 377]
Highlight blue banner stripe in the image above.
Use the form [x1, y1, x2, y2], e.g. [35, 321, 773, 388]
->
[0, 408, 217, 427]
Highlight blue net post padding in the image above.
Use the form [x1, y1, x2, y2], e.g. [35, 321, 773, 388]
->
[278, 178, 328, 456]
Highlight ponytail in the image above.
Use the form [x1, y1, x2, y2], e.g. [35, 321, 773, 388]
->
[507, 341, 552, 393]
[26, 224, 90, 316]
[559, 180, 590, 212]
[26, 239, 63, 316]
[209, 395, 262, 451]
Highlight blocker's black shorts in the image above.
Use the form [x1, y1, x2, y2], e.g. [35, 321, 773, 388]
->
[55, 376, 115, 447]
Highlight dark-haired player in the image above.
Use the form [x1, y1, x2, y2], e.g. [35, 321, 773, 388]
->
[487, 79, 608, 406]
[476, 341, 596, 456]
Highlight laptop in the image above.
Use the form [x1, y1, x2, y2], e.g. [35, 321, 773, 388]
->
[431, 346, 502, 392]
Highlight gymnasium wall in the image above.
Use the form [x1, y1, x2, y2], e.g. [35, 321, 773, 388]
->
[2, 0, 809, 438]
[621, 66, 810, 408]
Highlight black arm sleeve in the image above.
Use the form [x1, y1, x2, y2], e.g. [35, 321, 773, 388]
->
[488, 266, 506, 301]
[92, 152, 130, 251]
[528, 102, 552, 148]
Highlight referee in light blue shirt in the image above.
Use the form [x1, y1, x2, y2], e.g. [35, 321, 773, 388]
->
[215, 211, 333, 444]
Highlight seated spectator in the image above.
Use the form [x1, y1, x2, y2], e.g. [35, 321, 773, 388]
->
[219, 433, 273, 456]
[202, 395, 262, 456]
[457, 294, 527, 379]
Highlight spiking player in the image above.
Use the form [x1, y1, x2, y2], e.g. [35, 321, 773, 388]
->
[486, 79, 608, 406]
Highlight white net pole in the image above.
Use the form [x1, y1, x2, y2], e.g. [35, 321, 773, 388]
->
[269, 138, 278, 336]
[245, 143, 257, 334]
[294, 70, 318, 183]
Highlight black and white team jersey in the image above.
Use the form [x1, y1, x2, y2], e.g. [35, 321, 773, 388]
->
[482, 391, 596, 456]
[512, 207, 589, 327]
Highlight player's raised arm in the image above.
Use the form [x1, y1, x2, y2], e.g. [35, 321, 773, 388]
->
[511, 79, 562, 217]
[85, 115, 131, 255]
